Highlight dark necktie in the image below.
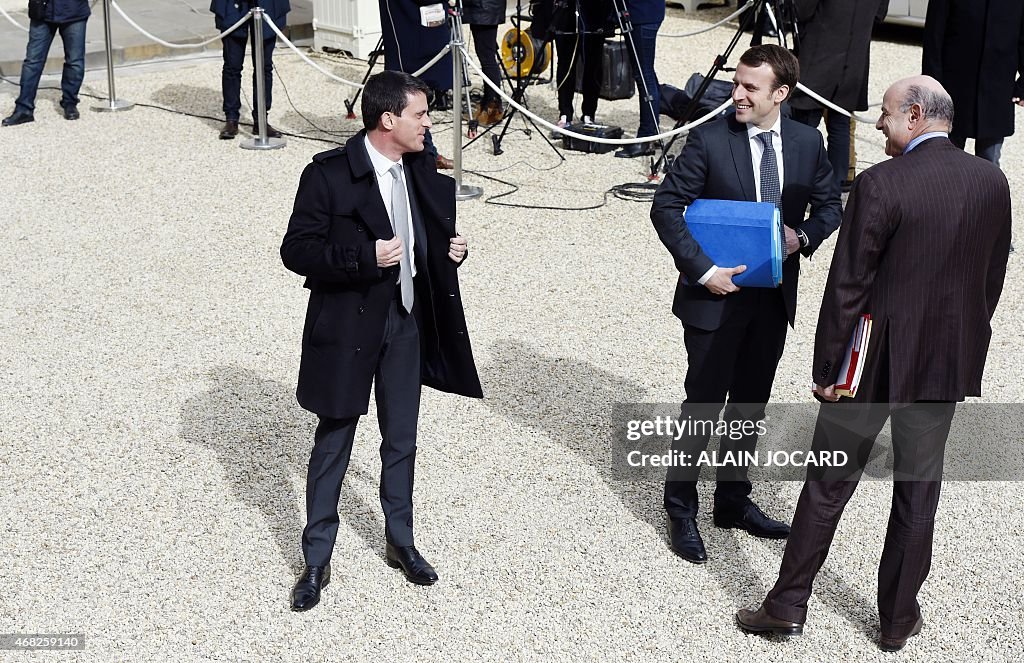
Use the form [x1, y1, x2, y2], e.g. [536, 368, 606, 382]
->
[389, 164, 414, 313]
[757, 132, 781, 207]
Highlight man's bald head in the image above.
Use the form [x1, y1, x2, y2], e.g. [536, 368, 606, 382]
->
[876, 76, 954, 156]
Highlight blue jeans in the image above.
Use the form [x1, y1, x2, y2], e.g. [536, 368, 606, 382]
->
[221, 30, 276, 122]
[951, 134, 1003, 167]
[15, 19, 87, 115]
[627, 22, 661, 137]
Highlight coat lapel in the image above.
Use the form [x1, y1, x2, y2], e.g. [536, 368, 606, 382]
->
[347, 131, 399, 241]
[728, 118, 756, 202]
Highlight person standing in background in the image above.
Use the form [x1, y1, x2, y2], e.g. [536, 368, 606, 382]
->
[2, 0, 90, 127]
[461, 0, 505, 126]
[923, 0, 1024, 166]
[788, 0, 889, 191]
[211, 0, 290, 140]
[615, 0, 663, 158]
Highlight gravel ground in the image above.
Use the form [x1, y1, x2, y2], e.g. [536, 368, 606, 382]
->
[1, 5, 1022, 661]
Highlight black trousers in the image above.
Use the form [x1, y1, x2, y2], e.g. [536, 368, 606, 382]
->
[763, 400, 955, 639]
[469, 24, 502, 104]
[221, 28, 275, 122]
[554, 33, 603, 121]
[301, 297, 421, 566]
[664, 288, 789, 519]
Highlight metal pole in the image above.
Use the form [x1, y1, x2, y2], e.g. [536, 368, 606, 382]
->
[91, 0, 133, 112]
[450, 3, 482, 200]
[241, 8, 285, 150]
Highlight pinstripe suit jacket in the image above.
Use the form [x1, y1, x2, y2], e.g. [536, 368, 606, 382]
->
[813, 136, 1012, 402]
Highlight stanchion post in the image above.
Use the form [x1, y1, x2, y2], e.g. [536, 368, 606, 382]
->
[241, 8, 285, 151]
[91, 0, 133, 112]
[449, 3, 482, 200]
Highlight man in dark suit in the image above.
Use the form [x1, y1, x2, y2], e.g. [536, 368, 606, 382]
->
[737, 75, 1011, 652]
[211, 0, 290, 139]
[651, 45, 842, 564]
[281, 71, 483, 611]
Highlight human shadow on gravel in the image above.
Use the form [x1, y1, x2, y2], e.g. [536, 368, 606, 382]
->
[179, 365, 386, 573]
[152, 83, 225, 131]
[480, 339, 876, 636]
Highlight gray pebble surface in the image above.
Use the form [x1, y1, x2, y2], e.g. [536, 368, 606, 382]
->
[1, 5, 1021, 661]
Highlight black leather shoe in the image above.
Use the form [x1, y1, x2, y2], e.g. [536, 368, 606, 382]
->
[218, 120, 239, 140]
[667, 517, 707, 564]
[714, 502, 790, 539]
[251, 121, 283, 138]
[2, 111, 34, 127]
[290, 564, 330, 611]
[614, 142, 655, 158]
[736, 606, 803, 636]
[385, 543, 438, 585]
[879, 615, 924, 652]
[63, 105, 79, 120]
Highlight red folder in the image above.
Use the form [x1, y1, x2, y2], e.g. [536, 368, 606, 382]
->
[835, 314, 872, 398]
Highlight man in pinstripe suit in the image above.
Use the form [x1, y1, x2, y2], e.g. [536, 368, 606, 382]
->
[736, 75, 1012, 651]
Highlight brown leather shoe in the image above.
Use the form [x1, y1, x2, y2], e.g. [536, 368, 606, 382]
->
[736, 606, 804, 636]
[475, 100, 504, 126]
[251, 122, 283, 138]
[218, 120, 239, 139]
[435, 154, 454, 170]
[879, 615, 923, 652]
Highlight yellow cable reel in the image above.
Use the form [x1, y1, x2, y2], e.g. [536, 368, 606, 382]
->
[500, 27, 551, 78]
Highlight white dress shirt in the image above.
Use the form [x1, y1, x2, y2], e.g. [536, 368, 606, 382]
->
[364, 135, 416, 277]
[697, 115, 785, 285]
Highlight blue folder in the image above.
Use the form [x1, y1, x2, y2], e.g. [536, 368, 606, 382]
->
[684, 199, 783, 288]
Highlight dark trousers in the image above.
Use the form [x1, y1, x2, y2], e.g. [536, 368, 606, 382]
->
[14, 18, 86, 115]
[790, 107, 851, 188]
[469, 24, 501, 104]
[554, 33, 603, 121]
[221, 29, 276, 122]
[625, 22, 661, 137]
[301, 297, 422, 566]
[664, 288, 789, 519]
[763, 401, 955, 639]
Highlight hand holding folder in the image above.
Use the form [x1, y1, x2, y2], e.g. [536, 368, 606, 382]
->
[684, 199, 784, 288]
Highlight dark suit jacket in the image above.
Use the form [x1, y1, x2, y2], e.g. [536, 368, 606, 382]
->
[281, 132, 483, 419]
[813, 137, 1011, 402]
[210, 0, 290, 39]
[651, 114, 842, 331]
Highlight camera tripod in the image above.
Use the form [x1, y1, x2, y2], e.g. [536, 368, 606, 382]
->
[650, 0, 799, 179]
[463, 0, 564, 159]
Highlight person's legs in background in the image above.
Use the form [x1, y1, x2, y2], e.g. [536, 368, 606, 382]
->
[470, 24, 503, 126]
[616, 21, 661, 158]
[554, 33, 578, 126]
[4, 19, 59, 125]
[219, 33, 246, 138]
[579, 33, 603, 123]
[56, 19, 87, 119]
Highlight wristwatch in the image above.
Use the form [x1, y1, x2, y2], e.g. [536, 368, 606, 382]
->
[796, 228, 810, 249]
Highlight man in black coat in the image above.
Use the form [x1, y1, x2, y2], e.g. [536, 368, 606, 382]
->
[651, 45, 841, 564]
[923, 0, 1024, 165]
[2, 0, 90, 126]
[210, 0, 290, 139]
[789, 0, 889, 189]
[281, 71, 482, 611]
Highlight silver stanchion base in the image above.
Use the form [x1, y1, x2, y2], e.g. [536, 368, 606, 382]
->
[92, 100, 134, 112]
[240, 137, 286, 151]
[456, 184, 483, 201]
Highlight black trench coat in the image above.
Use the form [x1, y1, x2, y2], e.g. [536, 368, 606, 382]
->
[923, 0, 1024, 140]
[281, 132, 482, 419]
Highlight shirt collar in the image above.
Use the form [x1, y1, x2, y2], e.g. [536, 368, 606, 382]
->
[746, 115, 782, 140]
[364, 134, 403, 178]
[903, 131, 948, 154]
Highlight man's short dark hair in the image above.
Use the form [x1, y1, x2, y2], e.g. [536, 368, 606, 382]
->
[739, 44, 799, 97]
[361, 71, 432, 131]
